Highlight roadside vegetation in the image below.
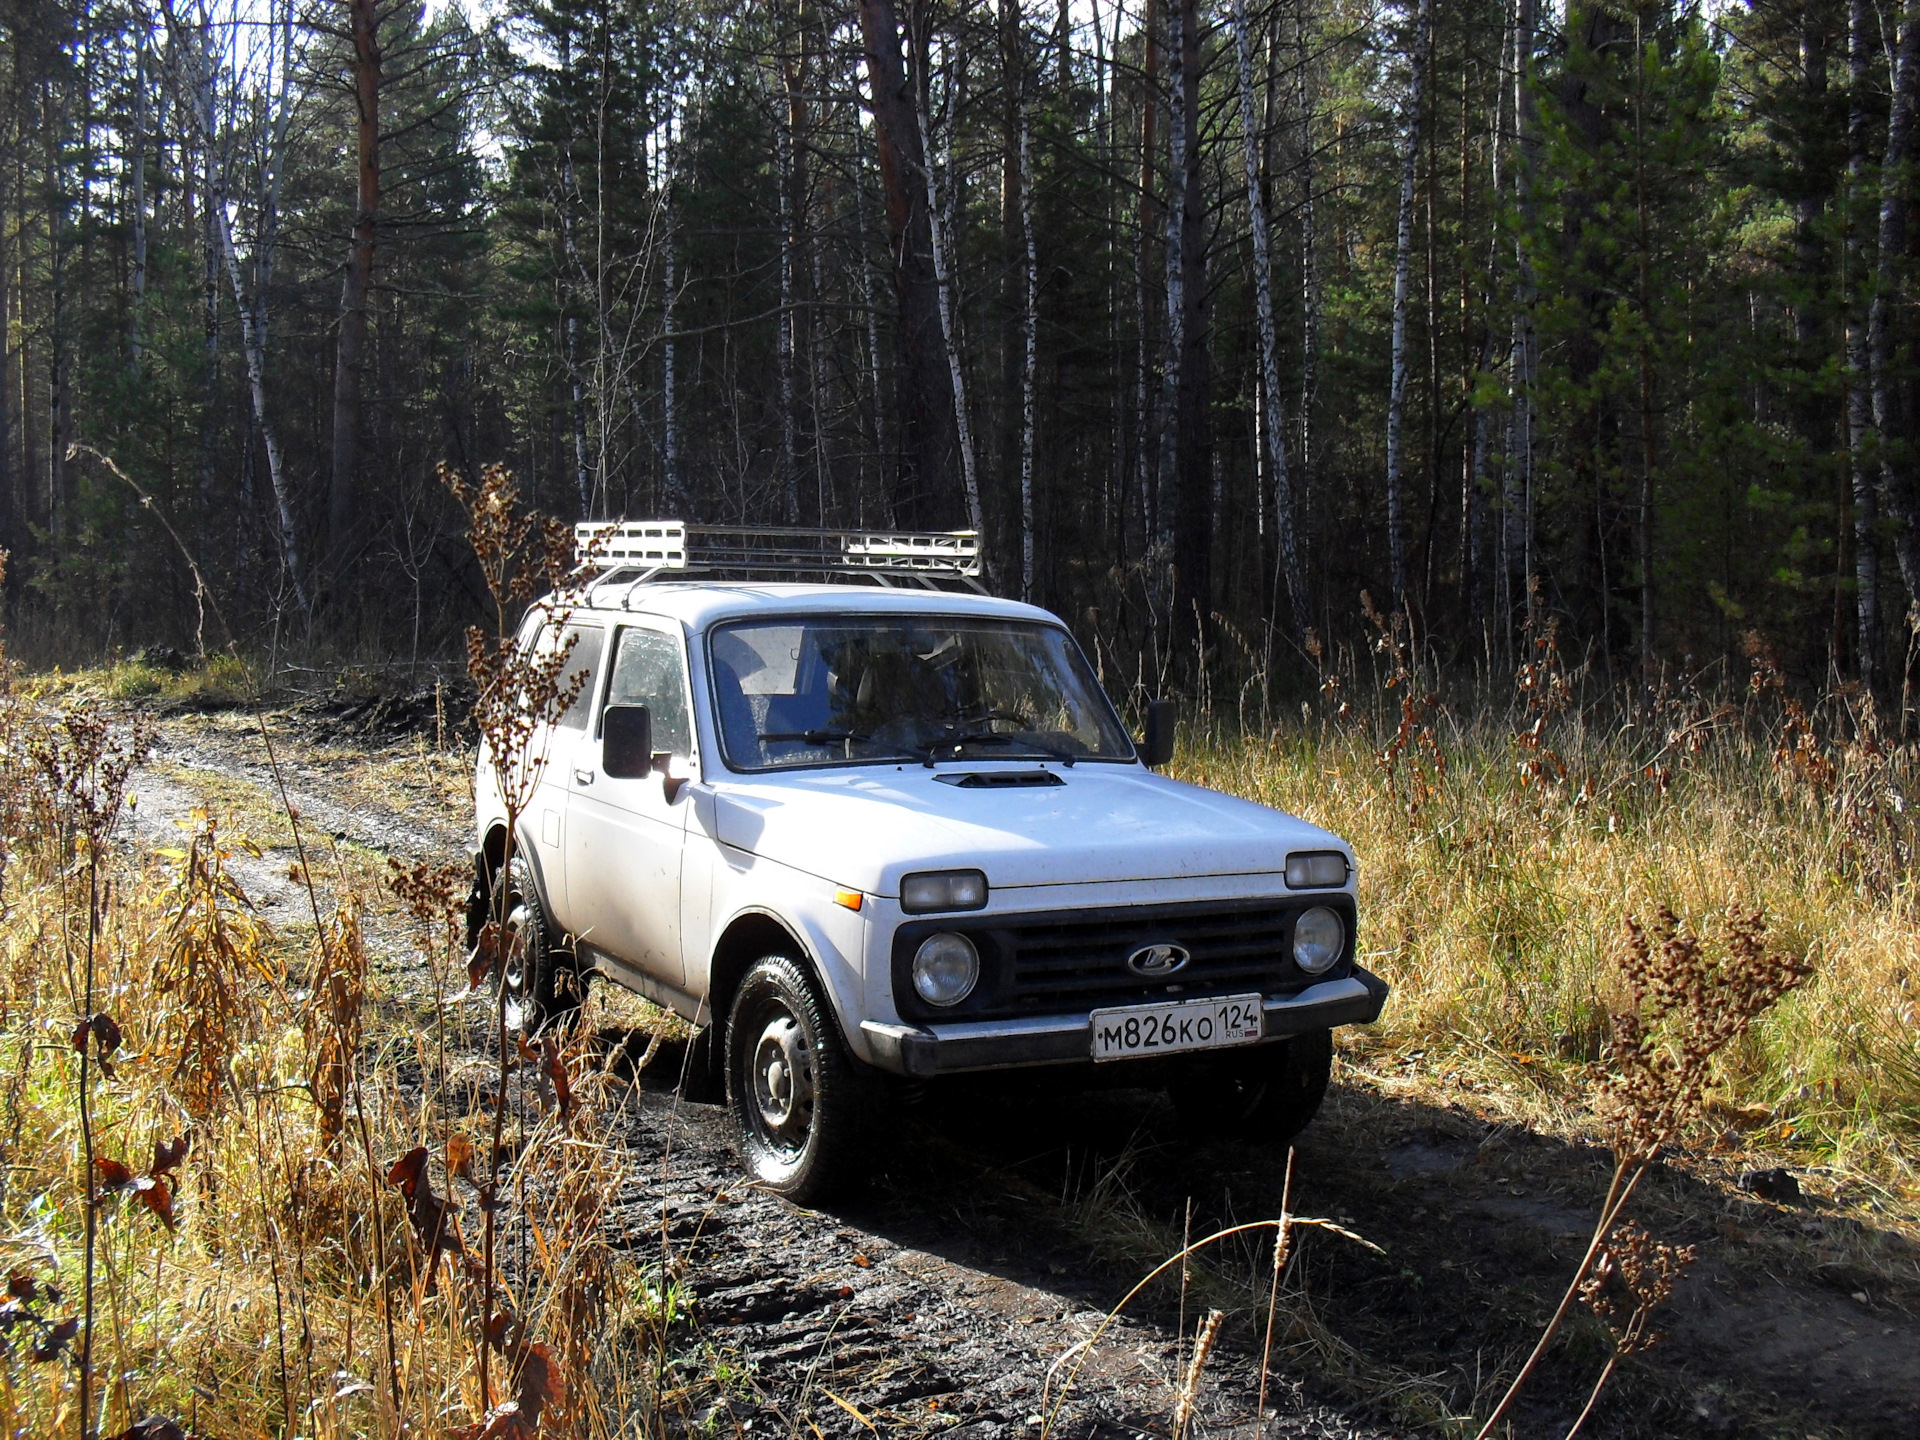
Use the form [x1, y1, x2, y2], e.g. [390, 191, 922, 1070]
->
[1175, 621, 1920, 1205]
[1, 569, 1913, 1438]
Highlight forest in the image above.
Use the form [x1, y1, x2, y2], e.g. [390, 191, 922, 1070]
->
[0, 0, 1913, 696]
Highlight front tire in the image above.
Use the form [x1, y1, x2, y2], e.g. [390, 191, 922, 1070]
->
[725, 955, 867, 1202]
[497, 856, 583, 1035]
[1168, 1029, 1333, 1144]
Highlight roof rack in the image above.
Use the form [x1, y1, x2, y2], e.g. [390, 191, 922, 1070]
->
[574, 520, 985, 592]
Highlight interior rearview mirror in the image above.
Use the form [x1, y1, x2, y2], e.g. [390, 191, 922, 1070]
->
[602, 704, 653, 778]
[1139, 698, 1176, 768]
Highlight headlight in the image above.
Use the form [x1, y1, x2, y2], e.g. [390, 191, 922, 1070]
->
[900, 869, 989, 913]
[1292, 906, 1344, 974]
[912, 932, 980, 1006]
[1286, 851, 1350, 889]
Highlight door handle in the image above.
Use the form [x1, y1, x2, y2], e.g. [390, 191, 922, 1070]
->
[573, 768, 594, 786]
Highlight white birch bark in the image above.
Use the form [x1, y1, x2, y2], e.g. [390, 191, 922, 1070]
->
[1156, 0, 1186, 552]
[1847, 0, 1878, 680]
[1018, 74, 1037, 601]
[916, 84, 986, 543]
[1234, 0, 1305, 636]
[167, 0, 309, 617]
[663, 112, 683, 513]
[1386, 0, 1433, 608]
[1505, 0, 1537, 636]
[1871, 0, 1920, 599]
[853, 137, 887, 522]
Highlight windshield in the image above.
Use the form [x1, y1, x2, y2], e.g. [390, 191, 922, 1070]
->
[709, 616, 1135, 771]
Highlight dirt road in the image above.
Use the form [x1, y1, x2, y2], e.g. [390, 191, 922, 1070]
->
[125, 704, 1919, 1440]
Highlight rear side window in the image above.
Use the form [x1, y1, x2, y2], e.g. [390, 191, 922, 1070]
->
[606, 627, 693, 757]
[555, 624, 605, 731]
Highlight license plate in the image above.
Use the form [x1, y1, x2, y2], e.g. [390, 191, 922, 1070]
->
[1089, 993, 1265, 1061]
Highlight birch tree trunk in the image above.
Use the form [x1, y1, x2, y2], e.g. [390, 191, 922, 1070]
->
[130, 24, 147, 371]
[1135, 0, 1160, 550]
[857, 0, 960, 526]
[1296, 0, 1317, 572]
[328, 0, 381, 584]
[1156, 0, 1184, 555]
[777, 37, 800, 522]
[1234, 0, 1304, 638]
[1847, 0, 1879, 684]
[916, 74, 986, 545]
[1505, 0, 1537, 640]
[1871, 0, 1920, 604]
[663, 113, 683, 513]
[1018, 65, 1037, 601]
[166, 0, 310, 616]
[1386, 0, 1434, 609]
[1168, 0, 1211, 634]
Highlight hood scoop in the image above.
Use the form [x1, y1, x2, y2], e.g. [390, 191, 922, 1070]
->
[934, 769, 1065, 789]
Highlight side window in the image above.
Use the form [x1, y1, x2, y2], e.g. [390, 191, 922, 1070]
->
[555, 624, 606, 731]
[607, 627, 693, 757]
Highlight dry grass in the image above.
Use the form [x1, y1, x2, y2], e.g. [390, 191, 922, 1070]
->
[1174, 676, 1920, 1214]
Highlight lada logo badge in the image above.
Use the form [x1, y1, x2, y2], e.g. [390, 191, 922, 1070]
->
[1126, 943, 1190, 977]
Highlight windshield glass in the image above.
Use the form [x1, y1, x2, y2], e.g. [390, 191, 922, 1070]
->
[709, 616, 1135, 771]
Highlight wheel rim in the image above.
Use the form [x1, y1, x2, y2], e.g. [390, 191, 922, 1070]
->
[747, 1010, 815, 1160]
[502, 898, 533, 999]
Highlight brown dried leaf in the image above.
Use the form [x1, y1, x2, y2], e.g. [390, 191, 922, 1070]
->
[95, 1158, 142, 1193]
[469, 922, 505, 988]
[137, 1177, 176, 1231]
[151, 1133, 191, 1177]
[385, 1146, 461, 1276]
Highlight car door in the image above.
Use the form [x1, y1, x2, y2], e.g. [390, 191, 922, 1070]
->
[564, 621, 693, 984]
[529, 620, 605, 931]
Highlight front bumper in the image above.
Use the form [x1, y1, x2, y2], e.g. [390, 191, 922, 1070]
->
[859, 966, 1389, 1078]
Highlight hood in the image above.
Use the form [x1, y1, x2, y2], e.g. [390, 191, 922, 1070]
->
[711, 762, 1347, 895]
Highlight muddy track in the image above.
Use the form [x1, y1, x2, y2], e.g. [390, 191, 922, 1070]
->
[118, 707, 1920, 1440]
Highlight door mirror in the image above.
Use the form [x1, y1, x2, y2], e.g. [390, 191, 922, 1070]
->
[602, 704, 653, 778]
[1139, 698, 1176, 768]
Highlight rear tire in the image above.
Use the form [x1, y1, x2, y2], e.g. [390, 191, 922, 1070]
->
[725, 955, 868, 1202]
[497, 856, 584, 1035]
[1168, 1029, 1333, 1144]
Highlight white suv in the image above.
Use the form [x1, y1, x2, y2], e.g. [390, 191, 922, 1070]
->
[472, 529, 1386, 1200]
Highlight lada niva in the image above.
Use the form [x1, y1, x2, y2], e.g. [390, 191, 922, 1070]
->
[471, 523, 1387, 1200]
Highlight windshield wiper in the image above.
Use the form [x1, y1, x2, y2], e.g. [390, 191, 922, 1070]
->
[923, 731, 1078, 767]
[760, 727, 870, 744]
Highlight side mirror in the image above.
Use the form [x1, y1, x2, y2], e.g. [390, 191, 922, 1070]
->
[1139, 698, 1176, 768]
[602, 704, 653, 778]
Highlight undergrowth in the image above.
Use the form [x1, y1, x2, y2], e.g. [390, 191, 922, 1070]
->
[1173, 621, 1920, 1200]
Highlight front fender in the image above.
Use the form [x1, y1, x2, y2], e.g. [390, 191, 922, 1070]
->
[707, 850, 873, 1065]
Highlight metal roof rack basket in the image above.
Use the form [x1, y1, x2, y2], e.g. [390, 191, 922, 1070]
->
[575, 521, 984, 591]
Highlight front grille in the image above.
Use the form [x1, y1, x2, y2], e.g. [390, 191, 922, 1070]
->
[891, 896, 1355, 1023]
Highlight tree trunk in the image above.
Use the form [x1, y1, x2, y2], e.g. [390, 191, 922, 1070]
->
[1386, 0, 1433, 610]
[329, 0, 381, 586]
[1297, 0, 1317, 614]
[1847, 0, 1879, 685]
[915, 58, 985, 544]
[662, 115, 684, 513]
[1135, 0, 1160, 551]
[857, 0, 960, 527]
[1234, 0, 1304, 638]
[1505, 0, 1537, 640]
[1873, 1, 1920, 607]
[1018, 60, 1038, 601]
[777, 31, 800, 522]
[130, 25, 147, 371]
[1168, 0, 1211, 636]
